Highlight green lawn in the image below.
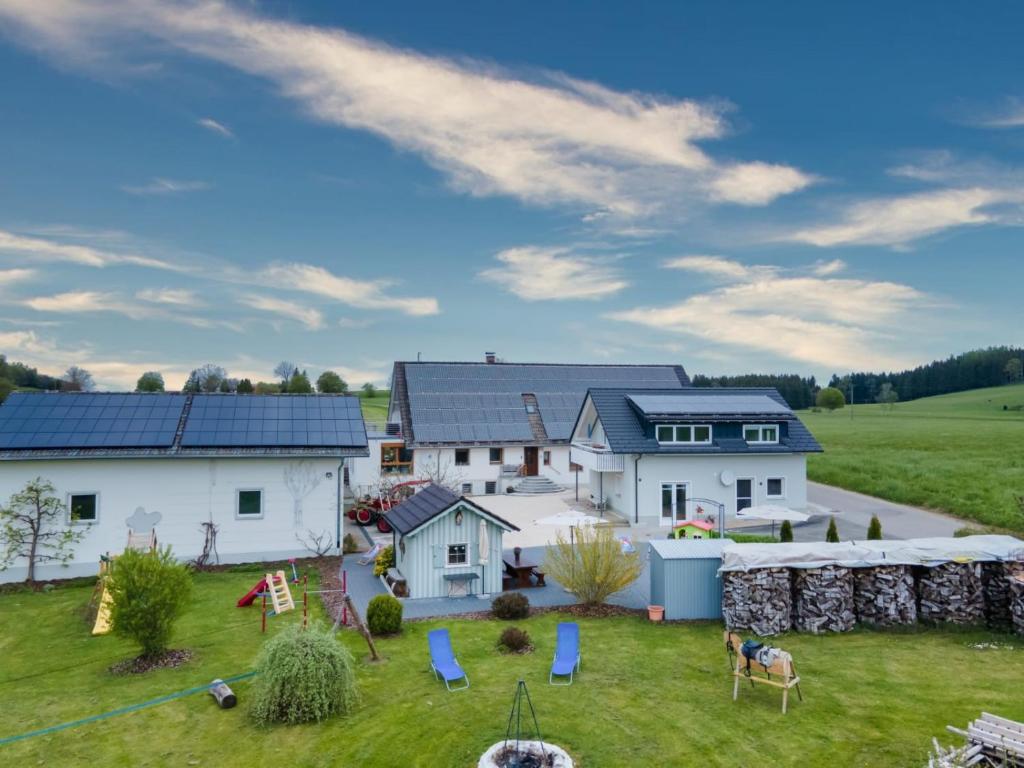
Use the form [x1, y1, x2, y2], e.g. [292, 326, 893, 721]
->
[2, 571, 1023, 766]
[360, 391, 391, 426]
[802, 383, 1024, 532]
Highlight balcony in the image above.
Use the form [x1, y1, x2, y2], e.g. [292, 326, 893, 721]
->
[569, 441, 625, 473]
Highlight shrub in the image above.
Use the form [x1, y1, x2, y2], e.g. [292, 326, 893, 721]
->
[491, 591, 530, 620]
[373, 545, 394, 578]
[816, 387, 846, 411]
[342, 533, 360, 555]
[544, 525, 642, 606]
[497, 626, 533, 654]
[779, 520, 794, 543]
[249, 623, 358, 725]
[366, 594, 403, 635]
[826, 516, 840, 543]
[108, 546, 192, 658]
[867, 515, 883, 540]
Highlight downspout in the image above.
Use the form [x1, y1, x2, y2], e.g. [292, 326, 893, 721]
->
[336, 458, 344, 554]
[633, 455, 642, 525]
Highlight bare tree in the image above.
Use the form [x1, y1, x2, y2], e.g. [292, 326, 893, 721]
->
[62, 366, 94, 392]
[414, 453, 465, 493]
[183, 364, 228, 393]
[875, 382, 899, 412]
[0, 477, 86, 583]
[296, 528, 333, 558]
[274, 361, 298, 385]
[283, 461, 323, 527]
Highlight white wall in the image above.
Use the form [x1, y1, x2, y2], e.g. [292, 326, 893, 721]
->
[0, 456, 343, 583]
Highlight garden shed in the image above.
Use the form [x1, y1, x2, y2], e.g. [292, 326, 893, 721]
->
[649, 539, 728, 620]
[387, 484, 519, 599]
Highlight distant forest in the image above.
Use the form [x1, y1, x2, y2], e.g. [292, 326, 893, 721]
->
[0, 355, 61, 400]
[693, 346, 1024, 409]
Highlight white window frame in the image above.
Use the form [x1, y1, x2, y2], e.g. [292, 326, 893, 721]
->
[659, 481, 690, 526]
[446, 542, 470, 568]
[744, 424, 780, 444]
[236, 488, 265, 519]
[656, 424, 712, 445]
[765, 476, 786, 499]
[735, 477, 754, 512]
[67, 491, 100, 525]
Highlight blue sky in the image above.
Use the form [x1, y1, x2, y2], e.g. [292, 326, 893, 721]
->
[0, 1, 1021, 389]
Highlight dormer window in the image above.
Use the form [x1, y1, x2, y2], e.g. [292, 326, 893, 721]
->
[744, 425, 779, 444]
[656, 424, 712, 445]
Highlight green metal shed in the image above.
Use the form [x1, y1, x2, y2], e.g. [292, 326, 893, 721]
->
[649, 539, 728, 620]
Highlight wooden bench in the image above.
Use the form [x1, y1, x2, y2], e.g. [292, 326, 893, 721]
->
[533, 568, 546, 587]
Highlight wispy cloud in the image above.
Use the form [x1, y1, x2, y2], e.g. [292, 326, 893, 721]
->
[662, 255, 772, 280]
[811, 258, 846, 276]
[136, 287, 200, 306]
[238, 293, 324, 330]
[961, 97, 1024, 129]
[197, 116, 233, 138]
[24, 290, 132, 315]
[0, 1, 813, 218]
[0, 268, 36, 285]
[479, 246, 629, 301]
[261, 263, 439, 316]
[121, 177, 211, 196]
[0, 227, 181, 270]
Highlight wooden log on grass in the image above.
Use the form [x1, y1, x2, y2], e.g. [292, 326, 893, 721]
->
[341, 593, 380, 662]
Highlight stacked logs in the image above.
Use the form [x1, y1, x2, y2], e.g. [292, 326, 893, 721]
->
[1011, 574, 1024, 636]
[981, 561, 1024, 631]
[917, 562, 985, 625]
[792, 565, 856, 633]
[853, 565, 917, 626]
[722, 568, 791, 636]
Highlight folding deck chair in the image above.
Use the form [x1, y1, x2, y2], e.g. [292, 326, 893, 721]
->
[428, 628, 469, 691]
[549, 622, 581, 685]
[357, 542, 383, 566]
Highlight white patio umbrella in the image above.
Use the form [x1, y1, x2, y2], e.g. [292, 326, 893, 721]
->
[478, 521, 489, 565]
[735, 504, 810, 538]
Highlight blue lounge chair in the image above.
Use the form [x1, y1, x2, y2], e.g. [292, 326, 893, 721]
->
[550, 622, 581, 685]
[428, 628, 469, 691]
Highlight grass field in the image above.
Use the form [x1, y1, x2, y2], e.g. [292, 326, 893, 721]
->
[360, 391, 390, 426]
[802, 383, 1024, 532]
[2, 569, 1022, 767]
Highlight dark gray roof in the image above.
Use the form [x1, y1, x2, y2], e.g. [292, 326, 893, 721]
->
[0, 392, 369, 461]
[387, 484, 520, 536]
[582, 388, 822, 455]
[627, 393, 791, 418]
[393, 361, 689, 446]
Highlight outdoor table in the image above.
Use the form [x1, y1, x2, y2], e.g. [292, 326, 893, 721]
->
[503, 552, 539, 589]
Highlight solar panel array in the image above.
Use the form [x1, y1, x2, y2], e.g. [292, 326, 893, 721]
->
[0, 392, 186, 449]
[404, 363, 687, 443]
[180, 394, 366, 447]
[626, 393, 791, 417]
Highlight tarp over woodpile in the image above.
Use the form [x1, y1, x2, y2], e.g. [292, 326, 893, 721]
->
[719, 535, 1024, 573]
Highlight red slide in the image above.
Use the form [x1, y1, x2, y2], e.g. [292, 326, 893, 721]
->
[237, 579, 268, 608]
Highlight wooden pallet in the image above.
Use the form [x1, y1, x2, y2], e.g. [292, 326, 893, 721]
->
[935, 713, 1024, 767]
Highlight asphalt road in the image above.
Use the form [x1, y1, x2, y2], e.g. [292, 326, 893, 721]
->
[740, 481, 968, 542]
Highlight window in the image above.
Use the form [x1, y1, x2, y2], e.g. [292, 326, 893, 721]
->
[744, 425, 780, 444]
[660, 482, 688, 522]
[461, 482, 473, 495]
[237, 489, 263, 518]
[736, 478, 753, 512]
[381, 443, 414, 474]
[447, 543, 468, 566]
[488, 447, 503, 464]
[656, 424, 712, 445]
[454, 449, 470, 466]
[543, 450, 551, 466]
[485, 481, 497, 495]
[69, 493, 98, 523]
[766, 477, 785, 498]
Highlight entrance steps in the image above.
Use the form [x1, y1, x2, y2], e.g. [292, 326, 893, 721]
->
[512, 476, 564, 495]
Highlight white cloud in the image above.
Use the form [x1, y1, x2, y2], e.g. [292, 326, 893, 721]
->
[25, 290, 127, 314]
[0, 268, 35, 284]
[662, 255, 772, 280]
[0, 1, 812, 216]
[136, 288, 200, 306]
[261, 263, 439, 316]
[479, 246, 629, 301]
[238, 293, 324, 330]
[811, 258, 846, 276]
[0, 226, 180, 270]
[121, 177, 210, 195]
[964, 97, 1024, 129]
[197, 116, 233, 137]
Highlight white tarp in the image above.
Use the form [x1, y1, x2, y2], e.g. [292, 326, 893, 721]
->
[718, 534, 1024, 573]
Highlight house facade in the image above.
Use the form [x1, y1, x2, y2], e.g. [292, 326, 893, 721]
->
[0, 392, 368, 583]
[348, 356, 690, 498]
[569, 388, 822, 526]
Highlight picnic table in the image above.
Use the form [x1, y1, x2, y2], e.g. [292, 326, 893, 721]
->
[503, 551, 544, 589]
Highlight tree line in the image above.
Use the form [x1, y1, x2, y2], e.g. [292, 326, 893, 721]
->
[691, 373, 819, 409]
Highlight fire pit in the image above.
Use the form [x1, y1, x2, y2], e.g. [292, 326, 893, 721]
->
[478, 680, 574, 768]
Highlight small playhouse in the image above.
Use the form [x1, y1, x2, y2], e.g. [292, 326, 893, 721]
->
[386, 484, 520, 599]
[668, 519, 716, 540]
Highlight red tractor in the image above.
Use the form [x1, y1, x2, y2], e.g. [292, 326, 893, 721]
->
[347, 480, 428, 532]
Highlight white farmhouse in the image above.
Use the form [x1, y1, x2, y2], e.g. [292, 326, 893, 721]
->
[568, 388, 822, 526]
[0, 391, 368, 583]
[348, 356, 690, 498]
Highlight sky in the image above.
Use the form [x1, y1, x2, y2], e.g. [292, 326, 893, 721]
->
[0, 1, 1021, 390]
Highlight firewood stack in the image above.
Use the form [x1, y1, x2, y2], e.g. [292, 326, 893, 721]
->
[1011, 574, 1024, 636]
[722, 568, 792, 636]
[981, 561, 1024, 631]
[916, 562, 985, 625]
[792, 565, 856, 633]
[853, 565, 917, 626]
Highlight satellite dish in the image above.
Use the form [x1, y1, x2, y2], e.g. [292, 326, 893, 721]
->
[719, 470, 735, 487]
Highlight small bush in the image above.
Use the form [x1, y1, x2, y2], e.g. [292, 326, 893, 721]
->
[825, 516, 840, 543]
[249, 623, 358, 725]
[366, 594, 403, 635]
[108, 546, 192, 659]
[779, 520, 794, 543]
[342, 533, 360, 555]
[867, 515, 883, 540]
[954, 526, 987, 538]
[373, 545, 394, 578]
[491, 591, 530, 620]
[497, 626, 533, 654]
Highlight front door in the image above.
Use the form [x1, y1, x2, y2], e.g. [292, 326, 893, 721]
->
[660, 482, 688, 526]
[736, 478, 753, 513]
[523, 447, 539, 476]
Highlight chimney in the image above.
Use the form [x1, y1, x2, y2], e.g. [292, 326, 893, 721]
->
[485, 352, 497, 364]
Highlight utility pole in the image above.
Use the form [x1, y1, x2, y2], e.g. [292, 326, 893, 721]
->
[849, 379, 855, 420]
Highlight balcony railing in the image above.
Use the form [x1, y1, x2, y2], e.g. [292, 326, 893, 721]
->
[569, 442, 625, 472]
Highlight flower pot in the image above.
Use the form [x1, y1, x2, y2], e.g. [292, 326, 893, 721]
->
[648, 605, 665, 622]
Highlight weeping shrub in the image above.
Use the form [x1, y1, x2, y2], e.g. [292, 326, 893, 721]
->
[108, 546, 192, 658]
[366, 594, 403, 635]
[249, 623, 358, 725]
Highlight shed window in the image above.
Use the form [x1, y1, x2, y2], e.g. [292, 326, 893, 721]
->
[744, 425, 780, 444]
[766, 477, 785, 498]
[656, 424, 712, 445]
[382, 443, 414, 474]
[489, 447, 503, 464]
[454, 449, 470, 466]
[447, 543, 468, 566]
[69, 493, 98, 523]
[237, 489, 263, 518]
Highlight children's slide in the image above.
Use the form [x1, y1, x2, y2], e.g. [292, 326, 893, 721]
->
[237, 579, 268, 608]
